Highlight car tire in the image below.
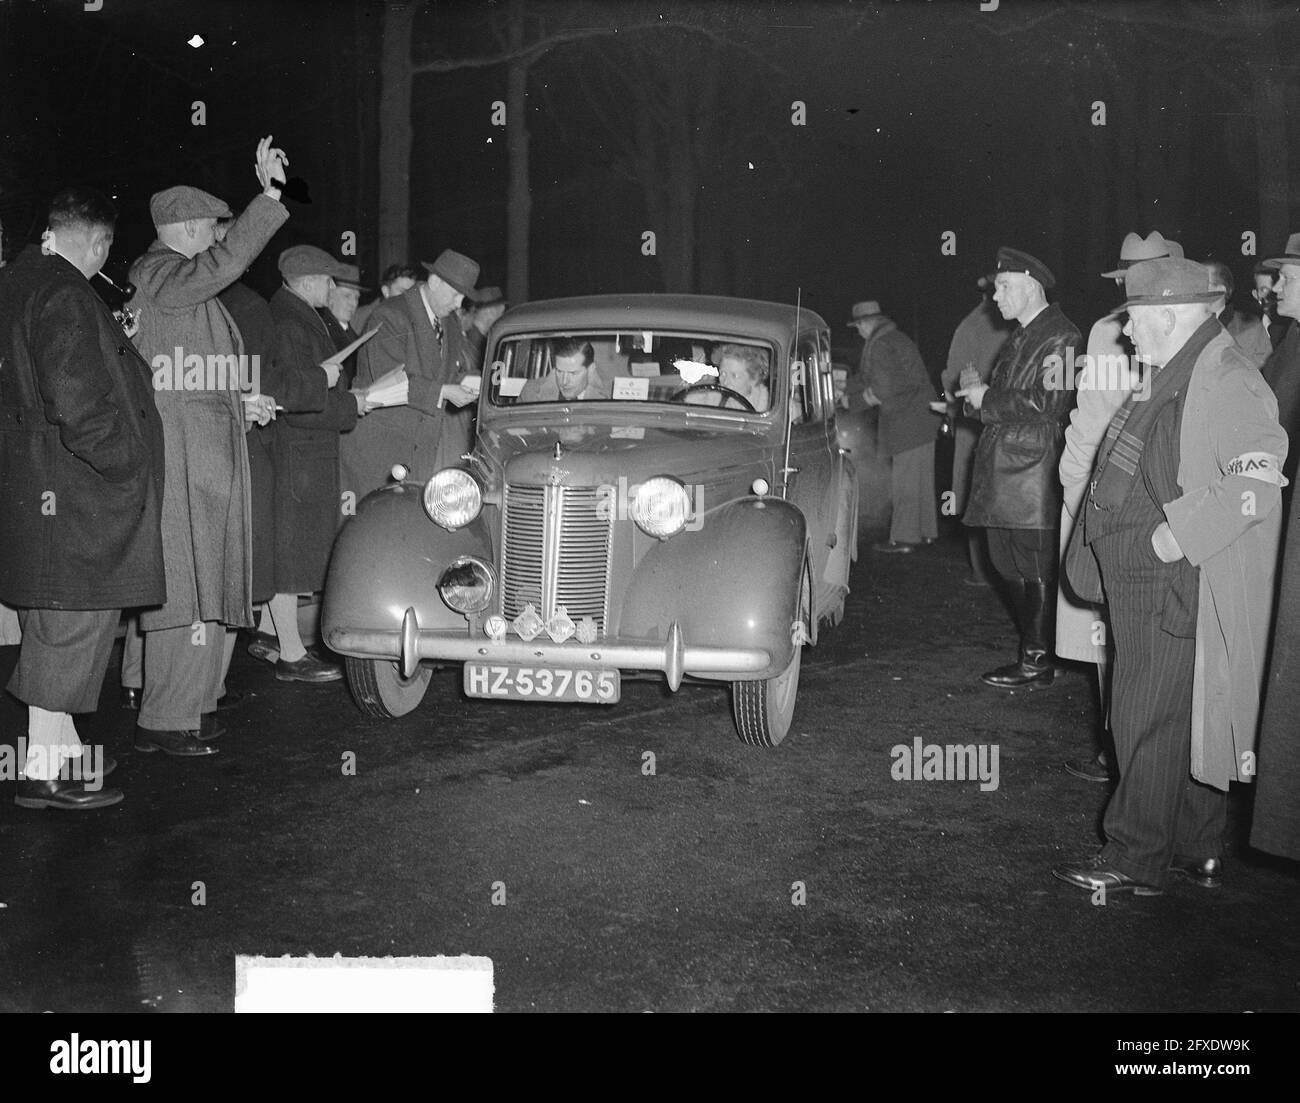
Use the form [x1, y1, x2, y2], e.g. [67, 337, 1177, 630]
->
[345, 657, 433, 718]
[732, 638, 802, 748]
[731, 572, 807, 747]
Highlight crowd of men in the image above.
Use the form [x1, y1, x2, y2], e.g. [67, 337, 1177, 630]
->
[1, 136, 1297, 894]
[843, 233, 1300, 891]
[0, 137, 501, 807]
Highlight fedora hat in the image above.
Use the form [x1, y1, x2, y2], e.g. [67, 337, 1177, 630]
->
[1121, 258, 1221, 309]
[1262, 232, 1300, 269]
[846, 300, 885, 325]
[1101, 231, 1184, 278]
[420, 249, 480, 295]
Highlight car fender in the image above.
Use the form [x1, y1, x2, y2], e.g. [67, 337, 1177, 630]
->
[322, 484, 493, 651]
[619, 497, 807, 679]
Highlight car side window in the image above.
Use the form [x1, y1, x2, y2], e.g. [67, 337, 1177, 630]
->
[793, 333, 821, 424]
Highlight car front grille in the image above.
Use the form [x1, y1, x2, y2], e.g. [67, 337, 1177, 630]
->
[500, 484, 613, 634]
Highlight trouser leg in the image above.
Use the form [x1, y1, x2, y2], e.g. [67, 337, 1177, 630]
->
[209, 626, 237, 713]
[120, 613, 143, 690]
[1100, 601, 1203, 886]
[8, 607, 120, 713]
[138, 621, 225, 732]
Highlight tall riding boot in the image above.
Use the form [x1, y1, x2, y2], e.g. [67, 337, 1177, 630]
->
[981, 578, 1055, 688]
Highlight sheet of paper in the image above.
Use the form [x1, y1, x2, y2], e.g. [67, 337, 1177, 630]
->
[498, 376, 526, 397]
[321, 326, 379, 367]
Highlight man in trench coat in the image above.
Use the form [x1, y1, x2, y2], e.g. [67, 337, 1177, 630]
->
[0, 187, 165, 808]
[126, 137, 287, 755]
[1055, 259, 1286, 896]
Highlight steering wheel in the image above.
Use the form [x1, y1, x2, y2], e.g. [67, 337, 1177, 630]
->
[671, 383, 757, 412]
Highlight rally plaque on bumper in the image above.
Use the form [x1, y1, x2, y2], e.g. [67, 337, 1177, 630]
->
[463, 663, 620, 704]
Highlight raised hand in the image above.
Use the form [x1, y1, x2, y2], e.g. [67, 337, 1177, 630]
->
[254, 136, 289, 191]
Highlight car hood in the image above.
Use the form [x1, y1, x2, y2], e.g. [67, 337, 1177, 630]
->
[477, 418, 774, 488]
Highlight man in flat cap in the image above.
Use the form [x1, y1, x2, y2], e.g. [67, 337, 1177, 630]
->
[342, 248, 481, 501]
[1059, 231, 1183, 782]
[846, 301, 938, 551]
[0, 187, 165, 809]
[125, 136, 287, 756]
[320, 263, 366, 388]
[1056, 258, 1286, 896]
[961, 247, 1080, 688]
[260, 246, 367, 683]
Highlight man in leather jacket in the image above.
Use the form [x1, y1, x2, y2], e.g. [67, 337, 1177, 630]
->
[961, 247, 1080, 688]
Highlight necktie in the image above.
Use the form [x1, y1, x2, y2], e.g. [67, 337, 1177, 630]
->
[433, 315, 443, 346]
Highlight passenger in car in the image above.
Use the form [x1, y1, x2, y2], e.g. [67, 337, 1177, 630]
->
[519, 337, 613, 402]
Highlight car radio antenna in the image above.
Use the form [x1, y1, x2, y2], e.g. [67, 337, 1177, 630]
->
[779, 287, 801, 499]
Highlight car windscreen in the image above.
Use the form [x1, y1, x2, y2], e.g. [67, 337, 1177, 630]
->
[485, 331, 779, 414]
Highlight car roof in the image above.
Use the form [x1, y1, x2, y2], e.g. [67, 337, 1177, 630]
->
[491, 294, 829, 346]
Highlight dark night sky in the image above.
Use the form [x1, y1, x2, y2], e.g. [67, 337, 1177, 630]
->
[2, 0, 1295, 372]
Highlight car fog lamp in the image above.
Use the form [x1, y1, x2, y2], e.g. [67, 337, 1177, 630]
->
[423, 468, 483, 530]
[436, 556, 494, 615]
[629, 476, 692, 539]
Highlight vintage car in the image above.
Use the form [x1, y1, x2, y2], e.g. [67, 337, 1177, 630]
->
[321, 294, 858, 747]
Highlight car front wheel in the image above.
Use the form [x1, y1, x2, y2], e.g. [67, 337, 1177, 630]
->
[731, 641, 802, 748]
[345, 657, 433, 718]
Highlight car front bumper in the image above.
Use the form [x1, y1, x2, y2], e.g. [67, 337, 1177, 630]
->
[327, 608, 773, 690]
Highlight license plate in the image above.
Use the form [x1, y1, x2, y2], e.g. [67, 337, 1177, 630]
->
[463, 663, 620, 704]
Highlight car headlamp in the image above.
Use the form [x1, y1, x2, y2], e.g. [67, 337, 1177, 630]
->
[630, 476, 693, 539]
[423, 468, 482, 530]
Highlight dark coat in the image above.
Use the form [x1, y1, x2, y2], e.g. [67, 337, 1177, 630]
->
[127, 192, 288, 629]
[219, 281, 280, 604]
[1253, 482, 1300, 860]
[268, 287, 359, 592]
[0, 247, 165, 609]
[1261, 322, 1300, 485]
[854, 321, 935, 457]
[340, 286, 474, 500]
[963, 302, 1080, 529]
[320, 309, 361, 389]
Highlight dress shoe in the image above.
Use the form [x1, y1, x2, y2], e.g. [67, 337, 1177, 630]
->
[275, 653, 343, 683]
[215, 690, 245, 711]
[247, 632, 280, 665]
[871, 540, 919, 554]
[197, 714, 226, 742]
[1169, 855, 1223, 889]
[134, 727, 219, 757]
[1064, 754, 1111, 783]
[15, 776, 124, 810]
[120, 685, 142, 710]
[981, 653, 1055, 687]
[963, 575, 990, 587]
[1052, 853, 1163, 896]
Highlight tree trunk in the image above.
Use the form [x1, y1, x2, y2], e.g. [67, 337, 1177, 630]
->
[1246, 34, 1289, 253]
[505, 0, 530, 303]
[377, 0, 419, 270]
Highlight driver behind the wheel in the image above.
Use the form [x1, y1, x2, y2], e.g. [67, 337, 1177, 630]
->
[682, 343, 770, 411]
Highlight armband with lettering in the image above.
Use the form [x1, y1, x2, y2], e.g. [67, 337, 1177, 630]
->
[1225, 451, 1288, 487]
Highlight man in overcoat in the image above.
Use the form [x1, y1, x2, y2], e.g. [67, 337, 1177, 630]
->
[847, 301, 937, 552]
[1055, 259, 1286, 895]
[341, 249, 480, 503]
[0, 187, 165, 808]
[266, 245, 365, 682]
[126, 137, 286, 755]
[962, 247, 1080, 688]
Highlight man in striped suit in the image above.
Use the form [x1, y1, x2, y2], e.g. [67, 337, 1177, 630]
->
[1055, 259, 1286, 896]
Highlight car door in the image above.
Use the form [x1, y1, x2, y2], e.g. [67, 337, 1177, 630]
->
[786, 329, 837, 583]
